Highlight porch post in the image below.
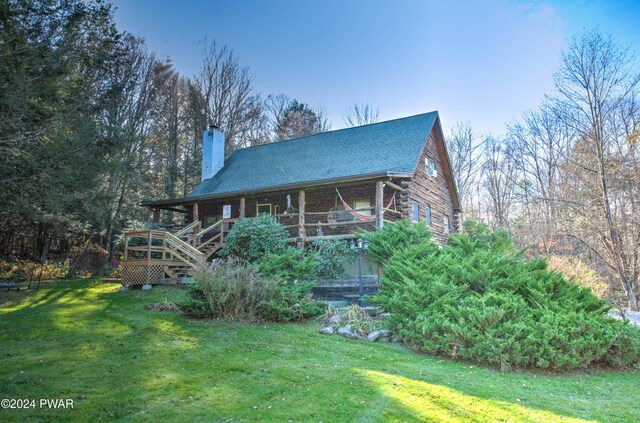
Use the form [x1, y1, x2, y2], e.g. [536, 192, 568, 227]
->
[239, 197, 246, 219]
[298, 189, 306, 249]
[192, 202, 199, 224]
[152, 207, 161, 224]
[146, 231, 152, 260]
[375, 181, 384, 229]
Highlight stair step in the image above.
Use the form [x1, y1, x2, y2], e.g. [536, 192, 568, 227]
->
[320, 300, 349, 309]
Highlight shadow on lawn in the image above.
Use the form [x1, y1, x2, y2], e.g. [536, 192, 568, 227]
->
[0, 278, 98, 311]
[0, 280, 188, 420]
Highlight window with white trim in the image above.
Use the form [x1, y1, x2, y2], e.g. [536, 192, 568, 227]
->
[444, 215, 450, 234]
[425, 157, 437, 177]
[411, 201, 419, 223]
[425, 204, 432, 227]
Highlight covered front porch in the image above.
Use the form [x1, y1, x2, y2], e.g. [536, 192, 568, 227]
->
[149, 178, 408, 246]
[121, 178, 408, 286]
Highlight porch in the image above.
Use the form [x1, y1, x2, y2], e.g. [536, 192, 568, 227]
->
[182, 179, 406, 243]
[122, 179, 408, 285]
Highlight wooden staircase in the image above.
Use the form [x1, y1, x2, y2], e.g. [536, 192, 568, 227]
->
[121, 219, 230, 285]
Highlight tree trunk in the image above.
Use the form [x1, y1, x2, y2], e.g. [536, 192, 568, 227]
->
[40, 235, 49, 263]
[620, 275, 639, 311]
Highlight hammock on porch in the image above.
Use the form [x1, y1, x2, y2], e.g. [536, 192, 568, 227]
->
[335, 187, 397, 221]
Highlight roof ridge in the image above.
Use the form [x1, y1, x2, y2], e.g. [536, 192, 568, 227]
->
[232, 110, 438, 154]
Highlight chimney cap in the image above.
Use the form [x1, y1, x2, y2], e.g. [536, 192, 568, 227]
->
[208, 123, 220, 131]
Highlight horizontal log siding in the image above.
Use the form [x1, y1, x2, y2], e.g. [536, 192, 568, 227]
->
[195, 180, 399, 238]
[405, 132, 456, 244]
[199, 198, 243, 223]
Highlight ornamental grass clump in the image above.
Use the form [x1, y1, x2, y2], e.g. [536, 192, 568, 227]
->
[370, 220, 640, 371]
[177, 258, 322, 322]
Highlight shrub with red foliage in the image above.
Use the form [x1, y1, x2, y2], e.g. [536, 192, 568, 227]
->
[69, 242, 109, 274]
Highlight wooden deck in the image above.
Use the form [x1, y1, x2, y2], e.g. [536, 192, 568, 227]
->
[121, 220, 227, 286]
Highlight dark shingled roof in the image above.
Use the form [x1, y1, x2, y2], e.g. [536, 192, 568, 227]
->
[187, 111, 439, 199]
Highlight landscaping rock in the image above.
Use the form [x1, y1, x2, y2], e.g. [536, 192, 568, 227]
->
[380, 312, 392, 319]
[329, 315, 341, 325]
[119, 285, 128, 292]
[141, 284, 152, 290]
[367, 330, 382, 342]
[608, 310, 640, 327]
[337, 325, 352, 336]
[391, 335, 403, 343]
[337, 325, 359, 339]
[379, 329, 392, 338]
[319, 326, 335, 335]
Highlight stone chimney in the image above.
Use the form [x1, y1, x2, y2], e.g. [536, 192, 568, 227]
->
[201, 124, 225, 181]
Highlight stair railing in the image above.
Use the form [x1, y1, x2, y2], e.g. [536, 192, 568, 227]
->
[190, 219, 225, 248]
[173, 220, 201, 238]
[123, 230, 204, 268]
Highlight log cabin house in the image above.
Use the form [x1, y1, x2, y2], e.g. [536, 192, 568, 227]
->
[121, 111, 461, 286]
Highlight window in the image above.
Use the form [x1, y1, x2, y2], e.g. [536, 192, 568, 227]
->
[425, 204, 432, 227]
[256, 203, 272, 215]
[411, 201, 419, 222]
[425, 157, 437, 177]
[205, 215, 219, 226]
[335, 198, 370, 222]
[354, 200, 372, 215]
[444, 215, 450, 234]
[222, 204, 231, 219]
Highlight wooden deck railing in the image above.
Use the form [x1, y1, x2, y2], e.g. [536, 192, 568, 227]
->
[123, 230, 204, 266]
[123, 204, 403, 265]
[173, 220, 201, 238]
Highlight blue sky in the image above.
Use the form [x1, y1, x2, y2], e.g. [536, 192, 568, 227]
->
[112, 0, 640, 135]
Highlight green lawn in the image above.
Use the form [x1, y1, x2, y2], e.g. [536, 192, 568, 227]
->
[0, 280, 638, 422]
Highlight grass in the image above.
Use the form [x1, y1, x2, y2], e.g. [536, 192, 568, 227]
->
[0, 279, 638, 422]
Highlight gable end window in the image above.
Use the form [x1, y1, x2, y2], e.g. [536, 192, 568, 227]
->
[425, 204, 432, 227]
[444, 215, 450, 234]
[411, 201, 419, 223]
[425, 157, 437, 177]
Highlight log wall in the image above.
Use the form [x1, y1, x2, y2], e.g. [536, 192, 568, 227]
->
[194, 181, 399, 239]
[404, 131, 458, 244]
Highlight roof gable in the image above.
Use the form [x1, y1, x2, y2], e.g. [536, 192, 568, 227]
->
[188, 112, 438, 199]
[409, 115, 461, 210]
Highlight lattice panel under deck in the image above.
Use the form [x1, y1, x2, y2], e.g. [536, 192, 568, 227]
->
[121, 262, 165, 286]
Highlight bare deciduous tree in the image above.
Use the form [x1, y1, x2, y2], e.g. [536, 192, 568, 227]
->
[446, 122, 483, 212]
[266, 94, 330, 141]
[344, 102, 379, 127]
[482, 136, 517, 229]
[551, 30, 640, 310]
[507, 104, 572, 250]
[196, 40, 267, 155]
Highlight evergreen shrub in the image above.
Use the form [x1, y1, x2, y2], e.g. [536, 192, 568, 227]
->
[361, 218, 433, 265]
[220, 215, 288, 263]
[371, 220, 640, 370]
[309, 238, 353, 279]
